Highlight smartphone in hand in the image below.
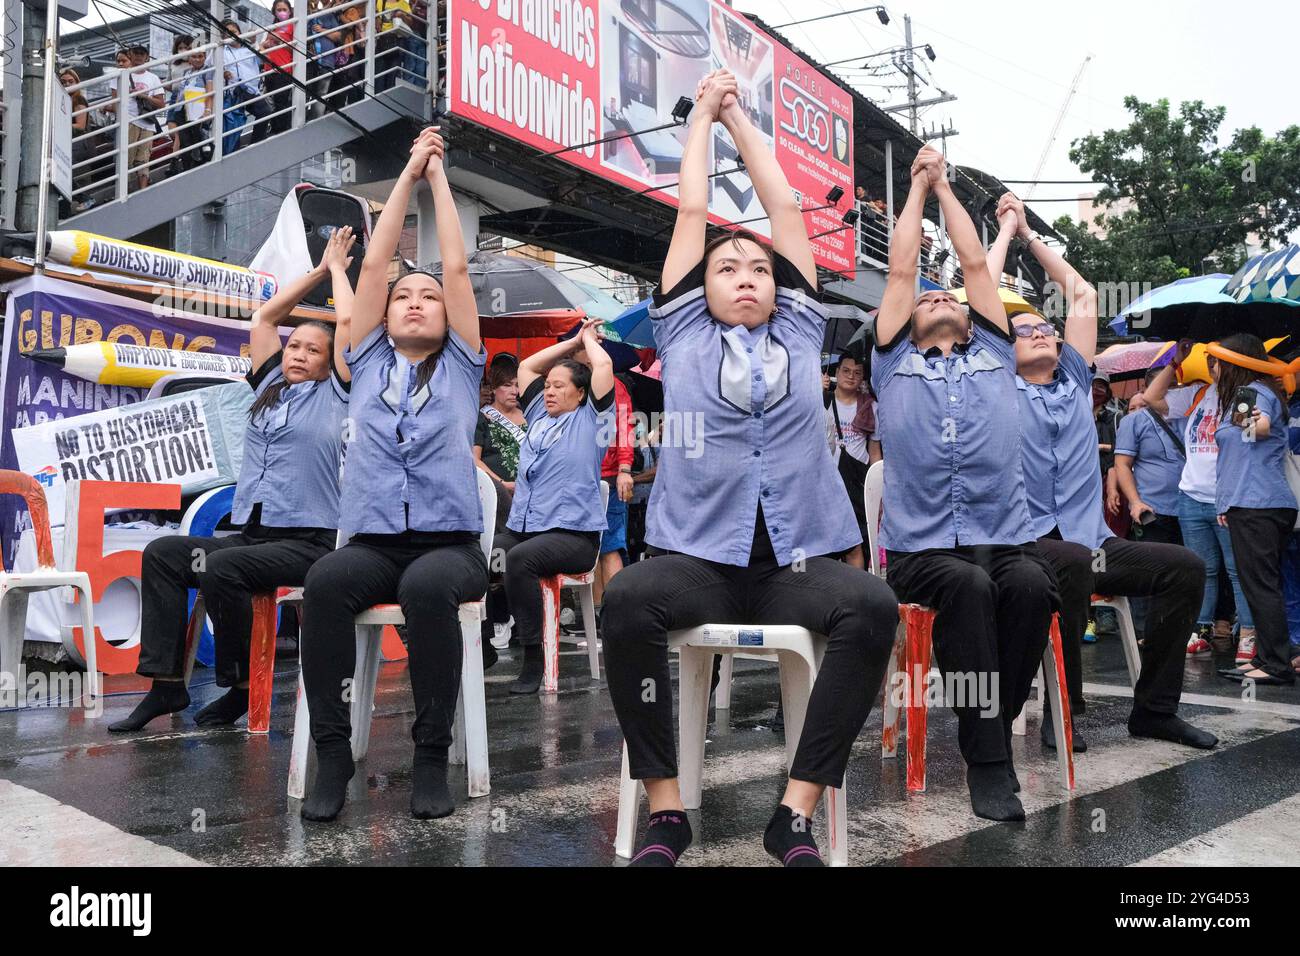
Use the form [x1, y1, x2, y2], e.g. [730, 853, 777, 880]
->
[1232, 385, 1257, 427]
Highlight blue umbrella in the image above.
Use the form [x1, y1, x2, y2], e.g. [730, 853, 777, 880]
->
[1109, 274, 1236, 336]
[608, 297, 655, 348]
[1224, 244, 1300, 304]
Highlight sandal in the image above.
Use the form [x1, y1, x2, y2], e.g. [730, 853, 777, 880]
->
[1219, 666, 1295, 686]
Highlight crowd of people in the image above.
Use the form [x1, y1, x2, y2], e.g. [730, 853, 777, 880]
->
[90, 67, 1298, 868]
[59, 2, 428, 209]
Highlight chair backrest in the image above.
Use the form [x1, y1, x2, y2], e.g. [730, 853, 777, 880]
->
[0, 469, 55, 570]
[475, 468, 497, 564]
[586, 480, 610, 574]
[863, 460, 884, 576]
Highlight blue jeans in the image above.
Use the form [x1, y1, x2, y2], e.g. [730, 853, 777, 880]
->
[1177, 493, 1252, 628]
[400, 36, 427, 84]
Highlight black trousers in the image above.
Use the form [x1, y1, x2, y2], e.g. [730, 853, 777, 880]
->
[493, 529, 599, 648]
[255, 70, 293, 139]
[300, 534, 489, 758]
[1226, 507, 1298, 681]
[137, 525, 332, 686]
[601, 553, 897, 786]
[1036, 533, 1205, 715]
[1126, 513, 1183, 642]
[886, 545, 1059, 765]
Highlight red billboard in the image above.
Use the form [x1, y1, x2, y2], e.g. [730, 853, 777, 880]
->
[449, 0, 855, 274]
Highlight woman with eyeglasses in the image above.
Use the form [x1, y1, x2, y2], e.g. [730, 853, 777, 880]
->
[490, 319, 614, 694]
[298, 128, 490, 824]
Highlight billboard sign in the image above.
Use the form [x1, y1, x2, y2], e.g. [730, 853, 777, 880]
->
[449, 0, 855, 273]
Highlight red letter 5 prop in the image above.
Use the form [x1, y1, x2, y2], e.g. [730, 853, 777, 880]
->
[62, 479, 182, 674]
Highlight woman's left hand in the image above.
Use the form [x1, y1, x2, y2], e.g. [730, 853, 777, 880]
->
[616, 472, 633, 502]
[1217, 513, 1229, 527]
[578, 317, 605, 352]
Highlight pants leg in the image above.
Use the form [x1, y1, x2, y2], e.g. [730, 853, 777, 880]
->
[1179, 494, 1222, 626]
[1127, 513, 1183, 640]
[199, 536, 331, 687]
[1093, 536, 1205, 714]
[301, 543, 404, 756]
[1282, 532, 1300, 652]
[397, 543, 490, 753]
[499, 530, 599, 647]
[137, 533, 250, 679]
[600, 555, 743, 779]
[749, 559, 897, 786]
[1033, 537, 1093, 712]
[886, 549, 1041, 765]
[1226, 508, 1298, 680]
[1212, 516, 1253, 629]
[986, 546, 1059, 734]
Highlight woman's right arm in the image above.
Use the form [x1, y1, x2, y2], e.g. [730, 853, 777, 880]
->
[249, 260, 330, 369]
[661, 70, 734, 292]
[350, 127, 441, 351]
[323, 226, 357, 383]
[517, 325, 588, 395]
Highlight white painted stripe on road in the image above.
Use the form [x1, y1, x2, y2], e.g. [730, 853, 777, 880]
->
[0, 779, 204, 867]
[1082, 680, 1300, 719]
[1132, 792, 1300, 867]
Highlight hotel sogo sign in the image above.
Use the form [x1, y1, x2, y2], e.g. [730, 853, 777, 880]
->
[448, 0, 856, 274]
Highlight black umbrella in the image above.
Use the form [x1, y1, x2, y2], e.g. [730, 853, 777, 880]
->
[822, 304, 870, 359]
[1129, 299, 1300, 343]
[425, 251, 599, 316]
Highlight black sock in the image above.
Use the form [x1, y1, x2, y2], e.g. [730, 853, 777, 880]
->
[194, 687, 249, 726]
[411, 747, 456, 819]
[1041, 698, 1087, 752]
[1003, 720, 1020, 793]
[107, 681, 190, 733]
[1128, 709, 1218, 750]
[967, 762, 1025, 822]
[300, 750, 355, 822]
[509, 643, 545, 695]
[763, 803, 824, 867]
[629, 809, 693, 867]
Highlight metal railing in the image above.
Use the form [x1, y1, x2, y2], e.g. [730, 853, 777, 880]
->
[0, 98, 9, 228]
[851, 198, 1030, 296]
[59, 0, 432, 216]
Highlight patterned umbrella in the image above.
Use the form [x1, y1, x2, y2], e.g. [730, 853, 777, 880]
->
[1108, 275, 1235, 336]
[1223, 244, 1300, 304]
[1094, 341, 1175, 381]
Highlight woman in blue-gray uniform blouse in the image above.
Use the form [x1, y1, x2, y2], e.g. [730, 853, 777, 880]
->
[110, 228, 356, 733]
[600, 70, 898, 867]
[298, 128, 490, 823]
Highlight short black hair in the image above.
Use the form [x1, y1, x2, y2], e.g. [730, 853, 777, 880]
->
[221, 18, 241, 30]
[129, 44, 149, 56]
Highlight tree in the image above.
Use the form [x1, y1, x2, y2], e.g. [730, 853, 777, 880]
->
[1051, 97, 1300, 313]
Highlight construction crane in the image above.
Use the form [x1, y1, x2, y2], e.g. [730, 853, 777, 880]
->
[1025, 55, 1093, 201]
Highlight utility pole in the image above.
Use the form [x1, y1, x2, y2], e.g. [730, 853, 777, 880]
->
[16, 1, 56, 232]
[903, 14, 917, 135]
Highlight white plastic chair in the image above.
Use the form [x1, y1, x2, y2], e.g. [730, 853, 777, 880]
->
[539, 481, 609, 692]
[0, 471, 98, 707]
[1091, 595, 1141, 686]
[614, 624, 849, 867]
[285, 470, 497, 800]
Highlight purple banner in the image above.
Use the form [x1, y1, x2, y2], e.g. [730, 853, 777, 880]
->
[0, 275, 253, 568]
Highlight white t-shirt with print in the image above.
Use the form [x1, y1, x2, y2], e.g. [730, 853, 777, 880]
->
[123, 69, 163, 129]
[825, 395, 872, 465]
[1166, 383, 1219, 504]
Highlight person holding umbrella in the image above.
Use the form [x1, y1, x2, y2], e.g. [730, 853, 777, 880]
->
[492, 318, 615, 694]
[600, 70, 897, 867]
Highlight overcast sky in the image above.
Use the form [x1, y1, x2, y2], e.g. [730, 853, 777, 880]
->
[739, 0, 1293, 227]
